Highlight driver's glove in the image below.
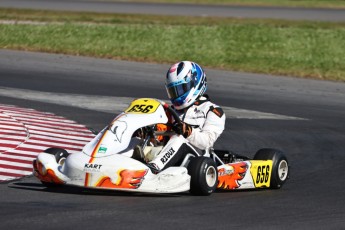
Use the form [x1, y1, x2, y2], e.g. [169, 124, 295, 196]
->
[172, 122, 192, 138]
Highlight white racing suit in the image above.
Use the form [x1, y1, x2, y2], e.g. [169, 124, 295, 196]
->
[148, 95, 226, 171]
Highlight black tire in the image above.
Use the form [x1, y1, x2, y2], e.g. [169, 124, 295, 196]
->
[187, 157, 218, 196]
[254, 148, 289, 189]
[44, 147, 69, 165]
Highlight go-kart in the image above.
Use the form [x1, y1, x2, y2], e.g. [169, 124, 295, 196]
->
[33, 98, 289, 196]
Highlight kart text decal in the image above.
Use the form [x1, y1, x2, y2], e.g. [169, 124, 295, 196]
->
[217, 162, 248, 190]
[84, 163, 102, 172]
[125, 98, 160, 114]
[160, 147, 176, 164]
[95, 169, 148, 189]
[250, 160, 273, 188]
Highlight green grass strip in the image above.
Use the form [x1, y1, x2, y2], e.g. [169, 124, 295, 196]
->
[0, 8, 344, 81]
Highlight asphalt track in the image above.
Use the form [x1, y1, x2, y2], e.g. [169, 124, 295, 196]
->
[0, 49, 345, 229]
[1, 0, 345, 22]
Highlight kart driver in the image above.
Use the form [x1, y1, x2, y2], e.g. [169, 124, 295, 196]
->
[144, 61, 226, 173]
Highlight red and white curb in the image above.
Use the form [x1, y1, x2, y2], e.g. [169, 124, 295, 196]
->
[0, 104, 95, 182]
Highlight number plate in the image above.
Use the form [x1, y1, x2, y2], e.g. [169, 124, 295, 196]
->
[125, 98, 161, 114]
[250, 160, 273, 188]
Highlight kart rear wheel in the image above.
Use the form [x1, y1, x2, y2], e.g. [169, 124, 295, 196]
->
[187, 157, 218, 196]
[41, 148, 69, 187]
[254, 148, 289, 189]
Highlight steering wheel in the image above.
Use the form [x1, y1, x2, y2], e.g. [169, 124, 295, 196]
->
[162, 102, 182, 125]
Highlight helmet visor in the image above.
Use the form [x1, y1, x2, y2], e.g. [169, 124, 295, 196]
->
[167, 80, 194, 100]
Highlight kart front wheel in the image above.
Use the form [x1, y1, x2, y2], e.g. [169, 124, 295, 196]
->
[254, 148, 289, 189]
[188, 157, 218, 196]
[40, 148, 69, 187]
[44, 147, 69, 166]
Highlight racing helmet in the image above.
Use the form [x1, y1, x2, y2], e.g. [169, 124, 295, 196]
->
[165, 61, 207, 110]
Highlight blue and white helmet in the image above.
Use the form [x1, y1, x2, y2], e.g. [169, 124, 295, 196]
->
[165, 61, 207, 110]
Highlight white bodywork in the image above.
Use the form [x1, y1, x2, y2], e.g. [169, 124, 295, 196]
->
[34, 98, 191, 193]
[33, 98, 278, 193]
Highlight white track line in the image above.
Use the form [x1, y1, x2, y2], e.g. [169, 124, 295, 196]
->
[0, 87, 307, 120]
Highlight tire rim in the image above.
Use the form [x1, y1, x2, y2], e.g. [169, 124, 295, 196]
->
[58, 157, 66, 166]
[206, 166, 217, 187]
[278, 160, 288, 181]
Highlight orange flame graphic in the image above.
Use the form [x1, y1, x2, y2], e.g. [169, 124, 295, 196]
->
[33, 160, 64, 184]
[96, 169, 148, 189]
[217, 162, 248, 190]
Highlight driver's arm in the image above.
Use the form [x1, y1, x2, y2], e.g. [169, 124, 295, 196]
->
[186, 109, 226, 150]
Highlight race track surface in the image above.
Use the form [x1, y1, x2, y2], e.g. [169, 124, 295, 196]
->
[1, 0, 345, 22]
[0, 49, 345, 229]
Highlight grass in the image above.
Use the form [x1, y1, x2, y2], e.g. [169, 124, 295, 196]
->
[108, 0, 345, 9]
[0, 8, 344, 81]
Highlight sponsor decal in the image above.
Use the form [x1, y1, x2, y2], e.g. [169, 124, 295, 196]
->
[84, 163, 102, 172]
[110, 120, 127, 143]
[98, 146, 107, 154]
[218, 165, 234, 177]
[217, 162, 248, 190]
[193, 109, 205, 119]
[160, 147, 176, 164]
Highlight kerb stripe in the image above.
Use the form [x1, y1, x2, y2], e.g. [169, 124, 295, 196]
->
[0, 104, 95, 182]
